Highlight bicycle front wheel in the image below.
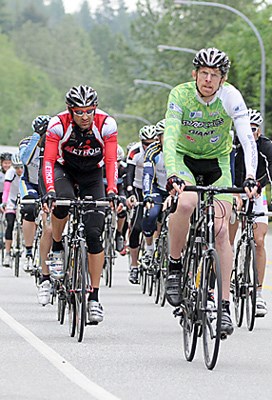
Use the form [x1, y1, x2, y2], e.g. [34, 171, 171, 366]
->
[233, 240, 246, 327]
[202, 249, 222, 370]
[159, 235, 168, 307]
[245, 239, 257, 331]
[14, 224, 21, 277]
[75, 241, 88, 342]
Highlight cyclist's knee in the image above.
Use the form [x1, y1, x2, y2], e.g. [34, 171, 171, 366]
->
[176, 197, 195, 216]
[21, 204, 37, 222]
[87, 239, 103, 254]
[53, 207, 69, 219]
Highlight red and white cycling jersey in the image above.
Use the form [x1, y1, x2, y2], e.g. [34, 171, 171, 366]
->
[43, 108, 118, 193]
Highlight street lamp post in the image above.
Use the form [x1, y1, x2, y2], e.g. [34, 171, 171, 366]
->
[174, 0, 266, 131]
[157, 45, 197, 54]
[134, 79, 173, 90]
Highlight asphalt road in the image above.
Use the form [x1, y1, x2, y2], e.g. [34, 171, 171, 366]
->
[0, 230, 272, 400]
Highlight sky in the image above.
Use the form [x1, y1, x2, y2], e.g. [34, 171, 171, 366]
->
[62, 0, 137, 14]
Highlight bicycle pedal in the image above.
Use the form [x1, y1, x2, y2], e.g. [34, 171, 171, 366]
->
[220, 332, 228, 341]
[87, 321, 98, 326]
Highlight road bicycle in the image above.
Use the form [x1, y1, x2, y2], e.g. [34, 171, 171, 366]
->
[231, 199, 272, 331]
[175, 184, 243, 370]
[54, 197, 110, 342]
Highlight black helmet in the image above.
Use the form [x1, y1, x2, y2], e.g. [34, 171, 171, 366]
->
[193, 47, 231, 76]
[32, 115, 51, 136]
[66, 85, 98, 108]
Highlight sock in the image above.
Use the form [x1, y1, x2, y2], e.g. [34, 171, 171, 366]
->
[26, 246, 33, 257]
[88, 288, 99, 302]
[146, 243, 154, 253]
[169, 256, 182, 272]
[52, 240, 63, 252]
[222, 300, 230, 314]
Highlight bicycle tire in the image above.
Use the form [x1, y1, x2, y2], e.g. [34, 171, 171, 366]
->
[245, 239, 257, 331]
[14, 224, 21, 277]
[202, 249, 222, 370]
[159, 235, 168, 307]
[68, 246, 77, 337]
[75, 240, 88, 342]
[182, 238, 200, 362]
[153, 245, 161, 304]
[108, 235, 115, 288]
[233, 239, 245, 327]
[68, 291, 76, 337]
[147, 267, 154, 296]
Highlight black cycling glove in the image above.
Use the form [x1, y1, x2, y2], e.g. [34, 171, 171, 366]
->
[243, 178, 261, 194]
[166, 175, 185, 192]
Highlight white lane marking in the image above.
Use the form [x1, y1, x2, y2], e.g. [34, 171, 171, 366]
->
[0, 306, 121, 400]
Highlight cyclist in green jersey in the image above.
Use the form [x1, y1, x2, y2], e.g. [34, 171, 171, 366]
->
[163, 47, 259, 337]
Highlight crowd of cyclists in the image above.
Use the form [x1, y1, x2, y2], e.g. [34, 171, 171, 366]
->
[0, 47, 270, 343]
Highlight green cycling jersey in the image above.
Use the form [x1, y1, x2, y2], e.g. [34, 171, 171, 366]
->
[164, 81, 245, 177]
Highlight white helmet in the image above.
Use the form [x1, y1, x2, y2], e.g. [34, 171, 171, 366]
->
[117, 144, 125, 161]
[139, 125, 157, 141]
[155, 119, 165, 136]
[11, 153, 23, 167]
[248, 108, 263, 126]
[66, 85, 98, 108]
[193, 47, 230, 76]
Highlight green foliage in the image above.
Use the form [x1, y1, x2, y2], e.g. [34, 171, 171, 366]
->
[0, 34, 60, 145]
[0, 0, 271, 148]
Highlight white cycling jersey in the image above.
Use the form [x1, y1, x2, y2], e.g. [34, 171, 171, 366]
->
[127, 142, 145, 189]
[3, 167, 21, 212]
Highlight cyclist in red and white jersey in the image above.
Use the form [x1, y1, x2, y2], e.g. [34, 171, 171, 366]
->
[42, 85, 118, 324]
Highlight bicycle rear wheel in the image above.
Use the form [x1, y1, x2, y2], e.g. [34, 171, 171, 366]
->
[75, 240, 88, 342]
[202, 249, 222, 370]
[245, 239, 257, 331]
[233, 239, 246, 327]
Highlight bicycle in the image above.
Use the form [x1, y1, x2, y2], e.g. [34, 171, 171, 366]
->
[176, 184, 243, 370]
[231, 199, 271, 331]
[53, 197, 110, 342]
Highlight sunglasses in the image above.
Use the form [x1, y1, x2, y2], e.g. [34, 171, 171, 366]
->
[251, 127, 259, 133]
[73, 108, 96, 116]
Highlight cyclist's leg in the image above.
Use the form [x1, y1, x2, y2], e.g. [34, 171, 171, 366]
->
[20, 181, 40, 271]
[80, 169, 105, 322]
[253, 192, 268, 316]
[213, 155, 234, 335]
[128, 189, 143, 283]
[142, 190, 163, 264]
[166, 154, 197, 307]
[37, 173, 52, 280]
[49, 164, 74, 278]
[3, 212, 16, 266]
